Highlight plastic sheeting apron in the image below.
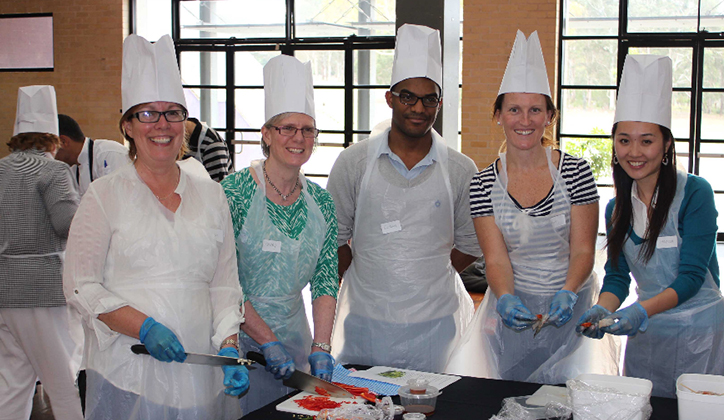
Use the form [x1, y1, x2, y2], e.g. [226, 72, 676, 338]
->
[445, 148, 619, 383]
[84, 162, 241, 420]
[332, 131, 474, 373]
[236, 159, 325, 413]
[622, 169, 724, 398]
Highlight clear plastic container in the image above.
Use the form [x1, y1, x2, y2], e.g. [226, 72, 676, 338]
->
[398, 384, 441, 416]
[402, 413, 426, 420]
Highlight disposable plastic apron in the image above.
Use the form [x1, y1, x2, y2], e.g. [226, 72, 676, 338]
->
[236, 159, 325, 413]
[445, 148, 619, 383]
[622, 169, 724, 398]
[82, 162, 241, 420]
[332, 131, 474, 373]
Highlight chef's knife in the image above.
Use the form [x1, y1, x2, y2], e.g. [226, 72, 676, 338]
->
[131, 344, 254, 366]
[246, 351, 353, 398]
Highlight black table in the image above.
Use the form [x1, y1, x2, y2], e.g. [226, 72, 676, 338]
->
[242, 370, 678, 420]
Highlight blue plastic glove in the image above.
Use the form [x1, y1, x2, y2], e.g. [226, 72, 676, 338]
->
[308, 351, 335, 382]
[260, 341, 295, 380]
[575, 305, 612, 339]
[139, 317, 187, 363]
[601, 302, 649, 336]
[547, 290, 579, 327]
[218, 347, 249, 396]
[496, 294, 538, 330]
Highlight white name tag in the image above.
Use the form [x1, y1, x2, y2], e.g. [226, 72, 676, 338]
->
[656, 235, 677, 249]
[381, 220, 402, 235]
[551, 214, 567, 228]
[262, 239, 282, 253]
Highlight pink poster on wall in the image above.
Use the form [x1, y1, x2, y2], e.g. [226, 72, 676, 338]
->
[0, 15, 53, 70]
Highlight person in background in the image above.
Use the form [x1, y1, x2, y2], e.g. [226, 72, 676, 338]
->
[183, 117, 234, 182]
[328, 24, 480, 373]
[0, 85, 83, 420]
[578, 54, 724, 398]
[55, 113, 131, 195]
[221, 54, 338, 415]
[445, 30, 618, 383]
[63, 34, 247, 420]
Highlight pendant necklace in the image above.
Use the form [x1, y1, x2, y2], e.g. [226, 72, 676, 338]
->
[263, 160, 299, 201]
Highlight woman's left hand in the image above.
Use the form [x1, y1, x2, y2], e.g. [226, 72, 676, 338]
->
[601, 302, 649, 336]
[308, 351, 335, 382]
[218, 347, 249, 396]
[547, 290, 579, 327]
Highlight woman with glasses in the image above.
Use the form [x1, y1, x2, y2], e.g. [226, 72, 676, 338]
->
[221, 55, 338, 414]
[63, 35, 246, 420]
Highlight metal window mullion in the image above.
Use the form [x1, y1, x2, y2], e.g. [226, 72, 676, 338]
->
[226, 47, 236, 168]
[344, 40, 353, 148]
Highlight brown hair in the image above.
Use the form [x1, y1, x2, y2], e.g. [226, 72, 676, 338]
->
[7, 132, 61, 152]
[493, 93, 559, 152]
[119, 103, 189, 161]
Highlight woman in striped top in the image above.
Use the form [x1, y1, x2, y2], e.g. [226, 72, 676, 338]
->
[446, 31, 619, 384]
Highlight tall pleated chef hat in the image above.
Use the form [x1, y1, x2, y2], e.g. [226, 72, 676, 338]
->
[614, 54, 672, 129]
[264, 54, 316, 122]
[390, 24, 443, 90]
[14, 85, 59, 136]
[121, 34, 186, 116]
[498, 30, 551, 97]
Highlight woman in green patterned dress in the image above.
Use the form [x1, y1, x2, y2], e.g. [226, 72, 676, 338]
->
[221, 55, 338, 415]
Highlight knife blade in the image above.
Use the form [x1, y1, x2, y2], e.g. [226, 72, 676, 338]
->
[245, 351, 353, 398]
[131, 344, 254, 366]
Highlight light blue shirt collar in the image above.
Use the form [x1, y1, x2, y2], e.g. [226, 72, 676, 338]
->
[377, 137, 437, 180]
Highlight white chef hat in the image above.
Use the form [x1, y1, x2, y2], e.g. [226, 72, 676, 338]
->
[498, 30, 551, 97]
[614, 54, 672, 129]
[390, 24, 443, 90]
[13, 85, 59, 136]
[263, 54, 315, 122]
[121, 34, 186, 116]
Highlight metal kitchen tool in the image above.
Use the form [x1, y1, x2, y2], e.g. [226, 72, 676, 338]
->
[532, 314, 550, 338]
[131, 344, 254, 366]
[246, 351, 354, 398]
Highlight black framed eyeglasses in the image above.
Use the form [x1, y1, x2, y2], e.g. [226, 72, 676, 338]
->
[270, 125, 320, 139]
[390, 90, 441, 108]
[132, 109, 188, 123]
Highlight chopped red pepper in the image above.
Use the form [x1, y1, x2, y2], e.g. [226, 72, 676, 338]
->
[332, 382, 378, 400]
[360, 392, 378, 403]
[536, 314, 543, 320]
[294, 395, 342, 411]
[315, 386, 330, 397]
[580, 322, 593, 328]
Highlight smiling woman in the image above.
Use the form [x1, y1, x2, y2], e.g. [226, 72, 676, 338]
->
[221, 54, 339, 415]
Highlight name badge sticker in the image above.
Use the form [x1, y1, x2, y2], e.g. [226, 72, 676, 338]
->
[656, 235, 677, 249]
[551, 214, 567, 228]
[262, 239, 282, 253]
[381, 220, 402, 235]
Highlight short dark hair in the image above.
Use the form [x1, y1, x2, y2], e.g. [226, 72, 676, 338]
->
[58, 114, 85, 142]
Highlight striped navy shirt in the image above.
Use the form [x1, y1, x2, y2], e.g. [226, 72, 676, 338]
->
[470, 150, 599, 218]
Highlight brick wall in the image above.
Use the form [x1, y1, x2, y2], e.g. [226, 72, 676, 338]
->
[0, 0, 125, 159]
[461, 1, 559, 170]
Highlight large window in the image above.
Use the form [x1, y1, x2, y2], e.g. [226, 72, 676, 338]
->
[559, 0, 724, 239]
[135, 0, 396, 186]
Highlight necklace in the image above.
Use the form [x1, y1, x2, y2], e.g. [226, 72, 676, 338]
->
[153, 169, 180, 202]
[263, 161, 299, 201]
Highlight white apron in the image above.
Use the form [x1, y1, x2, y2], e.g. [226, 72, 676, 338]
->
[236, 160, 326, 413]
[84, 162, 241, 420]
[332, 130, 474, 373]
[622, 169, 724, 398]
[445, 148, 619, 383]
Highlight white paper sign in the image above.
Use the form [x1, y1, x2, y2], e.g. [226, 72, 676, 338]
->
[656, 235, 677, 249]
[381, 220, 402, 235]
[262, 239, 282, 253]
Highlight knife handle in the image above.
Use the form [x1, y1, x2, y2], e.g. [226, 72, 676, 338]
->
[246, 351, 267, 367]
[131, 344, 150, 356]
